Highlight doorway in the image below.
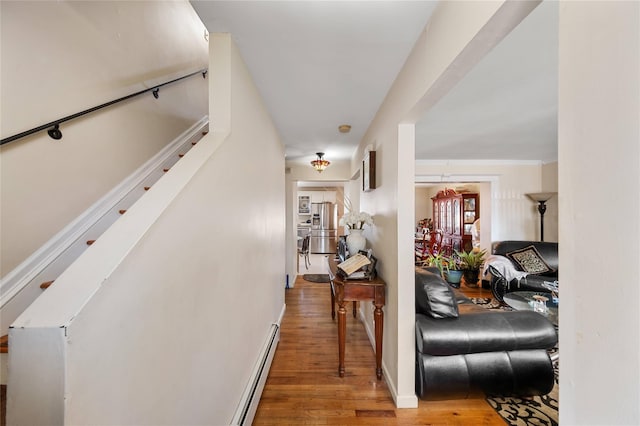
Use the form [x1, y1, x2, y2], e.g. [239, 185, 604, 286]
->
[415, 176, 497, 256]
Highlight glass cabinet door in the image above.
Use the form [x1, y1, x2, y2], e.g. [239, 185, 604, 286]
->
[464, 198, 475, 211]
[453, 199, 461, 235]
[445, 200, 451, 233]
[462, 195, 478, 236]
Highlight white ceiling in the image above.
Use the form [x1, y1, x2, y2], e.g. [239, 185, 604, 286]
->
[416, 1, 558, 162]
[191, 1, 558, 165]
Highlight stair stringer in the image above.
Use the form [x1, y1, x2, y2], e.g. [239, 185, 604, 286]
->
[6, 127, 231, 423]
[0, 116, 209, 337]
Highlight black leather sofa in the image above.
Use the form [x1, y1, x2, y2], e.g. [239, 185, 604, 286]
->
[484, 240, 558, 301]
[415, 267, 557, 400]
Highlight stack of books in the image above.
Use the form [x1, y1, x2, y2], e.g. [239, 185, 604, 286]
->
[337, 253, 377, 280]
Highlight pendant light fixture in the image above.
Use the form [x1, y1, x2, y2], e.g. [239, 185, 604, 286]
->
[310, 152, 330, 173]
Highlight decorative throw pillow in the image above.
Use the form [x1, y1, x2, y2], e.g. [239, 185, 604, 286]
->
[507, 245, 552, 275]
[415, 268, 459, 319]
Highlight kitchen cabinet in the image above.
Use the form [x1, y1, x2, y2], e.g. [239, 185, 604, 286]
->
[298, 190, 336, 204]
[432, 189, 478, 253]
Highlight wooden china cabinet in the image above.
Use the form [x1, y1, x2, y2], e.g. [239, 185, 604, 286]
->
[431, 189, 479, 253]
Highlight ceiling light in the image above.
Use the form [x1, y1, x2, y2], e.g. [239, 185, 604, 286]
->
[310, 152, 330, 173]
[338, 124, 351, 133]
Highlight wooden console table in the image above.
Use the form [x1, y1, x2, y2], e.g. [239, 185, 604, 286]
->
[328, 257, 386, 380]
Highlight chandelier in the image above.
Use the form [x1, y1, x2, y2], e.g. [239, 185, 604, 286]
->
[310, 152, 330, 173]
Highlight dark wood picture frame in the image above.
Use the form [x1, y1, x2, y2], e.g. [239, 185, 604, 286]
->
[357, 250, 378, 280]
[362, 150, 376, 192]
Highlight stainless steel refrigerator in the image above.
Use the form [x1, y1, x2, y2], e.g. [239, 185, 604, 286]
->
[310, 202, 337, 254]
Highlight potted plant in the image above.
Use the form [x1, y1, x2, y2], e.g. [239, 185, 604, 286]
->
[422, 252, 448, 278]
[443, 254, 463, 288]
[422, 253, 463, 288]
[456, 248, 487, 287]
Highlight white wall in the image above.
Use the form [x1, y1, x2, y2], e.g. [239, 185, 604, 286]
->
[541, 161, 558, 242]
[285, 174, 297, 287]
[559, 2, 639, 424]
[352, 0, 541, 407]
[0, 1, 208, 276]
[414, 187, 431, 228]
[415, 161, 557, 242]
[7, 33, 286, 425]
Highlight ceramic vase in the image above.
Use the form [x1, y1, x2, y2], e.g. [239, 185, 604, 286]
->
[445, 270, 463, 288]
[346, 229, 366, 255]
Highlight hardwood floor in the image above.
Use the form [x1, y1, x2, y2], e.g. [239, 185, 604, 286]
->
[253, 275, 505, 425]
[0, 276, 500, 425]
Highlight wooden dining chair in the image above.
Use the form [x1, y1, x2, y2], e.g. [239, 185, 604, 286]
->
[415, 233, 430, 264]
[429, 230, 444, 256]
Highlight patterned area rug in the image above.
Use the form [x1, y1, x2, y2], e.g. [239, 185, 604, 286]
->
[302, 274, 330, 283]
[469, 297, 509, 310]
[471, 297, 559, 426]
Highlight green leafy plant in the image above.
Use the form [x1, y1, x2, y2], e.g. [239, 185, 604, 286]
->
[422, 252, 448, 277]
[422, 252, 462, 277]
[455, 249, 487, 271]
[446, 255, 463, 271]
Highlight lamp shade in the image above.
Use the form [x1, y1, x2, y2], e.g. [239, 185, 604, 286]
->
[525, 192, 557, 203]
[525, 192, 556, 242]
[310, 152, 330, 173]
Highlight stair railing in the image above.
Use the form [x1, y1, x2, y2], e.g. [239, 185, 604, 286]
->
[1, 68, 208, 146]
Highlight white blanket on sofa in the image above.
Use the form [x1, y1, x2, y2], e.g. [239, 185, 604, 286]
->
[482, 255, 529, 283]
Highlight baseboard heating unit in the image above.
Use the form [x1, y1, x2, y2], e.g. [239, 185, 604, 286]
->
[231, 323, 280, 425]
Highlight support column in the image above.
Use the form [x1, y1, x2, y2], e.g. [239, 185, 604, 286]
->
[558, 2, 640, 423]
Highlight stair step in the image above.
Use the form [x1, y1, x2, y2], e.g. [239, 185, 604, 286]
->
[118, 209, 127, 215]
[86, 240, 95, 245]
[179, 154, 184, 158]
[163, 168, 170, 172]
[144, 186, 151, 191]
[40, 280, 55, 289]
[191, 141, 197, 146]
[202, 130, 208, 135]
[1, 334, 8, 353]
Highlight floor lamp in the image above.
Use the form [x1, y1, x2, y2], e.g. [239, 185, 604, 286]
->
[525, 192, 556, 241]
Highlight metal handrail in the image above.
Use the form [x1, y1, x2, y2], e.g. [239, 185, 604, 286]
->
[1, 68, 208, 146]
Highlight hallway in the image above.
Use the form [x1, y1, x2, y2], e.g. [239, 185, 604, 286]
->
[253, 275, 504, 425]
[298, 253, 331, 276]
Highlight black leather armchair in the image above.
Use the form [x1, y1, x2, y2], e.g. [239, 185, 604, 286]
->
[415, 267, 557, 400]
[485, 240, 558, 301]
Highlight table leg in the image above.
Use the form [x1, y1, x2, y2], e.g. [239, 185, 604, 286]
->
[352, 301, 357, 318]
[374, 302, 384, 380]
[330, 283, 336, 320]
[338, 301, 346, 377]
